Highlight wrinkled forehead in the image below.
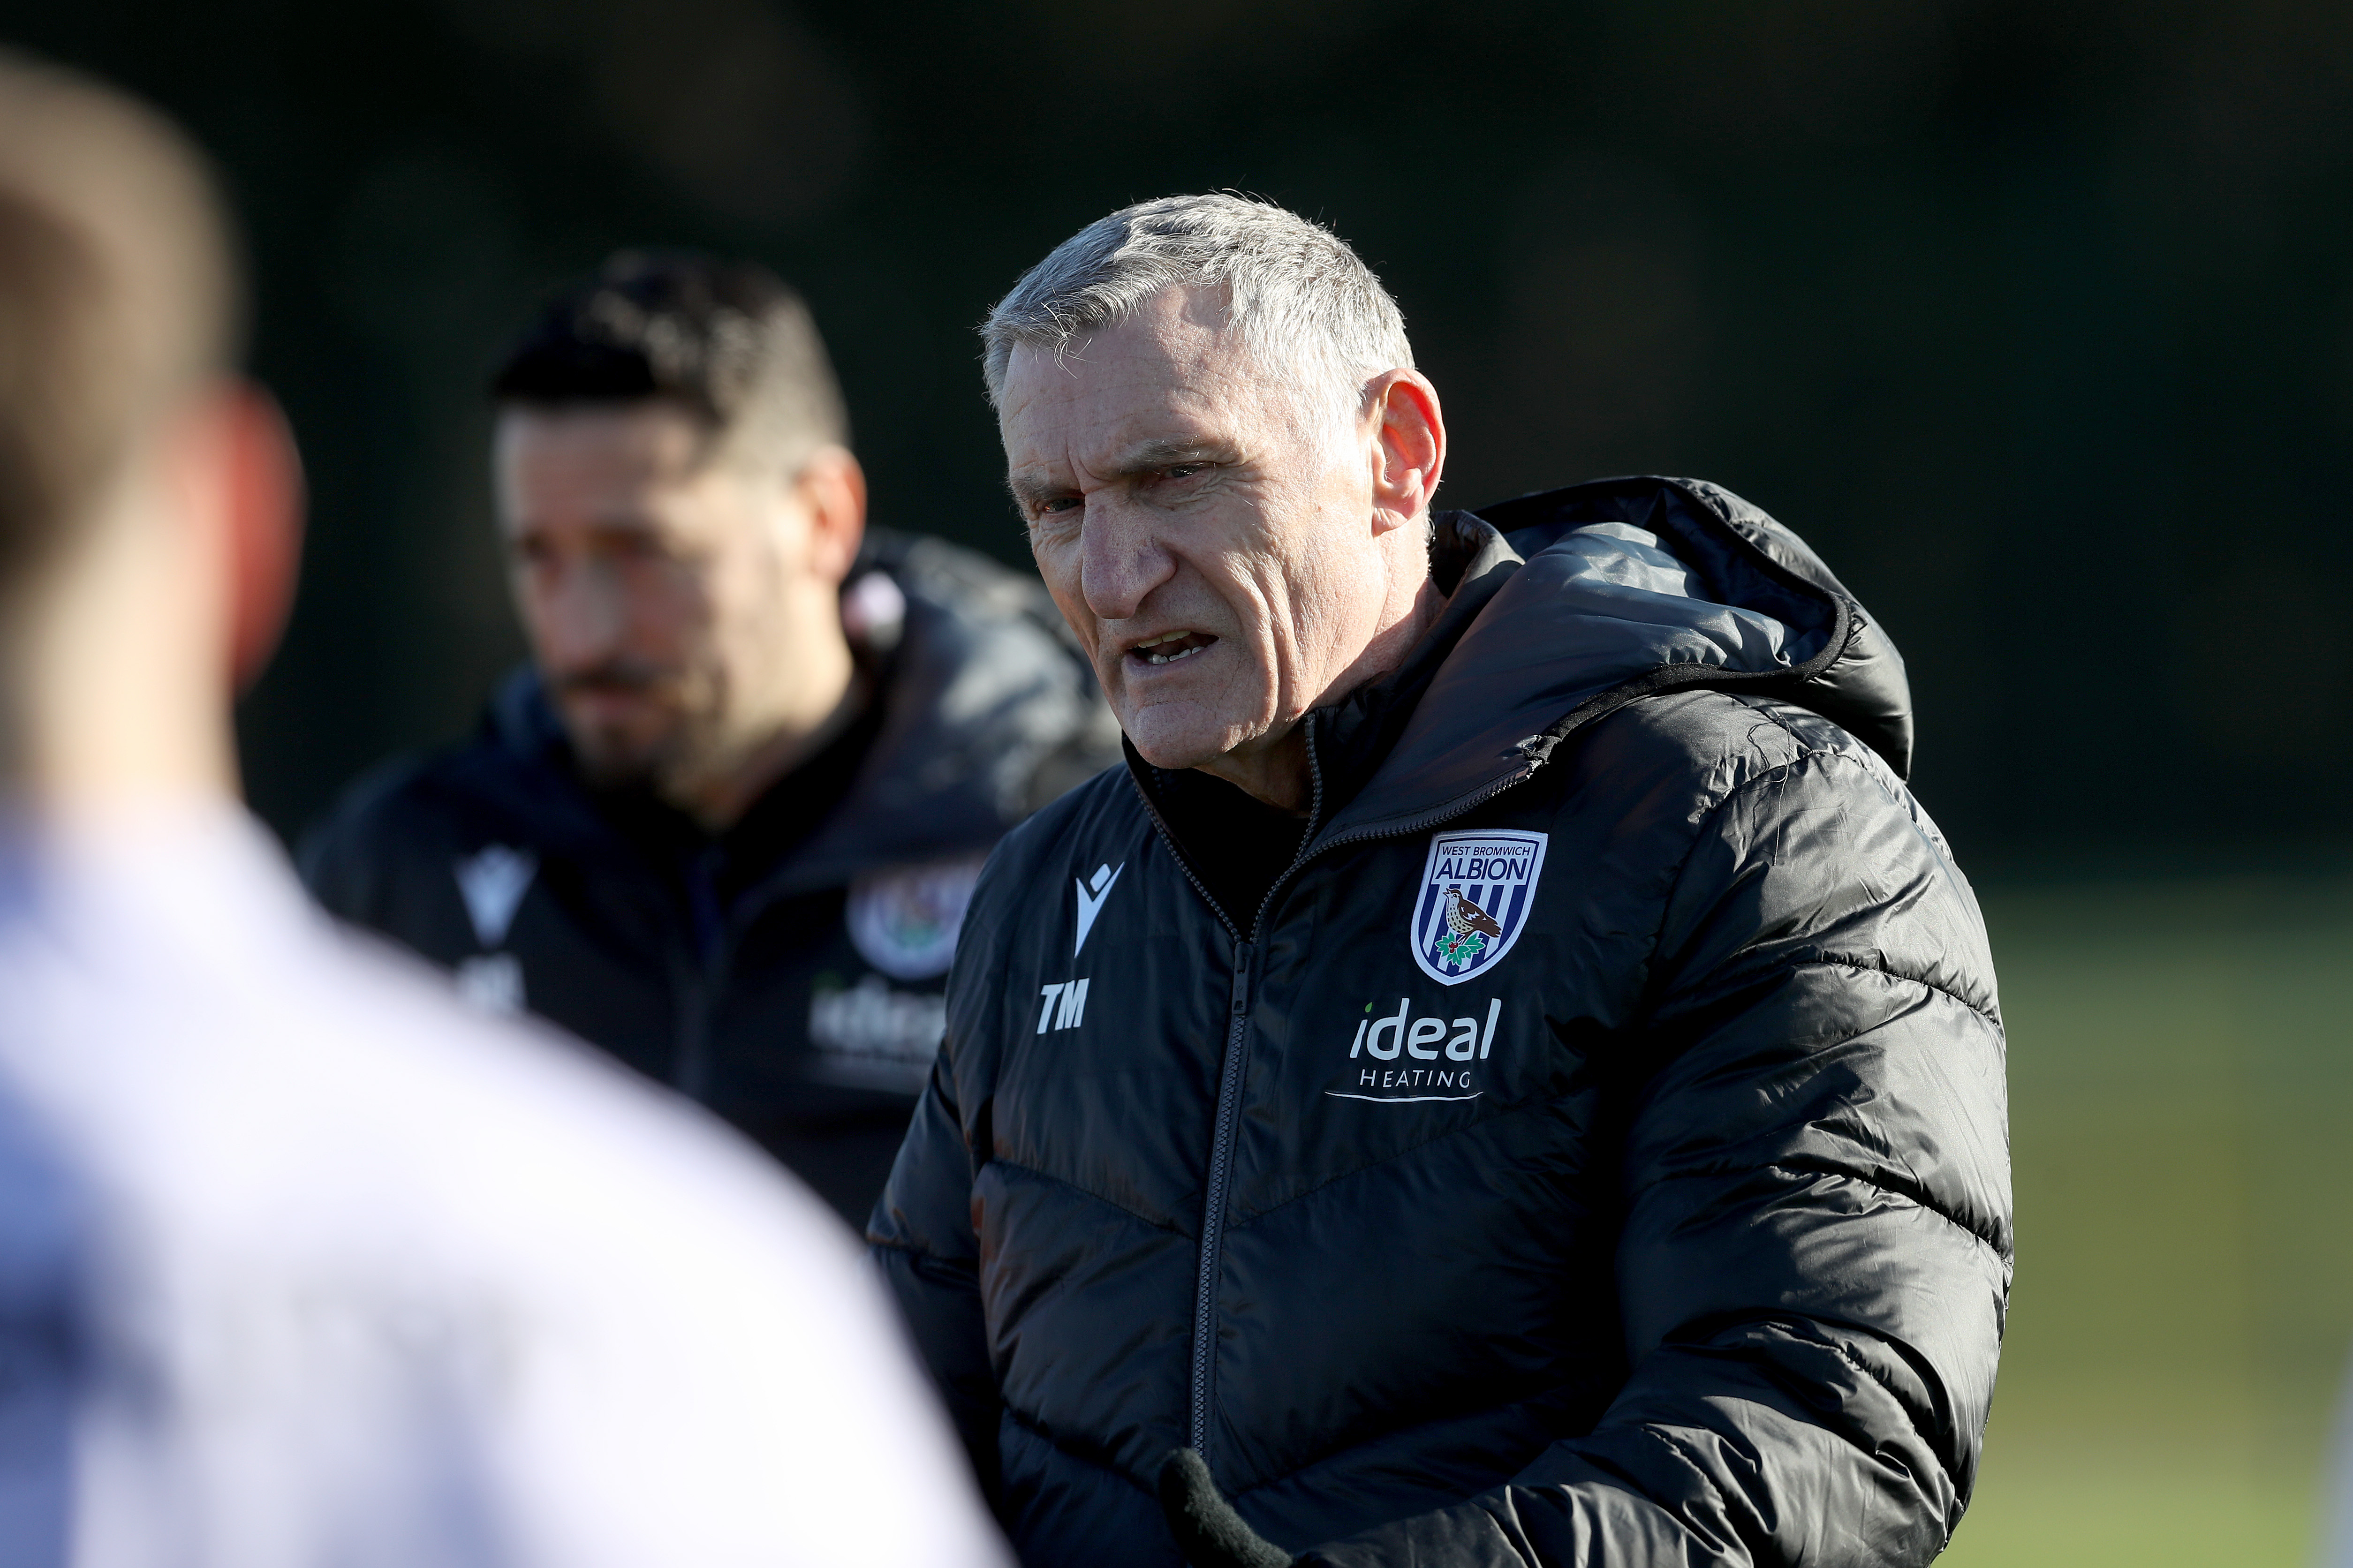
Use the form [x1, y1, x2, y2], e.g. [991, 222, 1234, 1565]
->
[997, 287, 1309, 480]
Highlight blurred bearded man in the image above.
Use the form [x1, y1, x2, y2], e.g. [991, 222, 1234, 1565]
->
[0, 51, 1006, 1567]
[871, 195, 2012, 1568]
[302, 253, 1116, 1220]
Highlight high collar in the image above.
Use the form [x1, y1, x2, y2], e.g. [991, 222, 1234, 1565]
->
[1302, 476, 1911, 849]
[1307, 511, 1527, 822]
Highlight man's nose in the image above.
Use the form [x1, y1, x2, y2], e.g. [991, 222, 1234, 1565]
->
[532, 558, 629, 669]
[1079, 501, 1175, 625]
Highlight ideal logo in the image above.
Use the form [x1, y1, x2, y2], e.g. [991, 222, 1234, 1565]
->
[1410, 829, 1546, 986]
[1328, 996, 1502, 1104]
[1073, 862, 1123, 955]
[809, 975, 947, 1093]
[1351, 997, 1501, 1061]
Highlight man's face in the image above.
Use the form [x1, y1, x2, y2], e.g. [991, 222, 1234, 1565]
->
[1002, 288, 1402, 775]
[494, 401, 821, 792]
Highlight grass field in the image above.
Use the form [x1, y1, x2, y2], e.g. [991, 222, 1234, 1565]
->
[1939, 875, 2353, 1567]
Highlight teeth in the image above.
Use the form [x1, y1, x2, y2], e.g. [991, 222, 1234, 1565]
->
[1131, 629, 1210, 666]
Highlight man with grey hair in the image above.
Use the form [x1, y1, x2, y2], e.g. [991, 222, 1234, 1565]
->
[872, 193, 2010, 1568]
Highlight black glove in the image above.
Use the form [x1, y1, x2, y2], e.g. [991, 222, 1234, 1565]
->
[1159, 1447, 1298, 1568]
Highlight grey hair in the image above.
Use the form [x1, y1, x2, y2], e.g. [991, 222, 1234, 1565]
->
[979, 194, 1412, 419]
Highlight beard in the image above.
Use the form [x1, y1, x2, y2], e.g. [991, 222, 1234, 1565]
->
[550, 659, 726, 798]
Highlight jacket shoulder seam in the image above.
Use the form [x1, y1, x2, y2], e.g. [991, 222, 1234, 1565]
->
[1724, 695, 1967, 880]
[1644, 738, 1960, 996]
[1646, 748, 1813, 980]
[1731, 691, 1818, 757]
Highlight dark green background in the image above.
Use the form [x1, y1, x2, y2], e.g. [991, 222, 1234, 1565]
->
[5, 0, 2351, 865]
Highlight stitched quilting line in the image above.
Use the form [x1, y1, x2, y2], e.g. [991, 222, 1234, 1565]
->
[1785, 953, 2000, 1025]
[1647, 717, 1974, 988]
[1637, 1157, 2011, 1263]
[980, 1154, 1187, 1236]
[1223, 1086, 1578, 1232]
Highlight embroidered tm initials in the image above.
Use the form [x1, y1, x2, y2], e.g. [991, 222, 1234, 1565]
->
[1036, 979, 1090, 1033]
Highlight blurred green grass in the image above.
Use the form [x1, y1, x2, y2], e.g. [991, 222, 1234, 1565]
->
[1942, 875, 2353, 1567]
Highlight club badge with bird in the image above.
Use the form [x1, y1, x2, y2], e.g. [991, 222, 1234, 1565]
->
[1436, 885, 1503, 967]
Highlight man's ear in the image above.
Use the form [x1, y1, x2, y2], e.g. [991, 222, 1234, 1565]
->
[1364, 369, 1446, 536]
[791, 445, 867, 586]
[218, 382, 304, 691]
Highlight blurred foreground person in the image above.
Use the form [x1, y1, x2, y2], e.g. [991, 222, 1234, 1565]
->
[303, 252, 1115, 1221]
[873, 195, 2012, 1567]
[0, 53, 1006, 1568]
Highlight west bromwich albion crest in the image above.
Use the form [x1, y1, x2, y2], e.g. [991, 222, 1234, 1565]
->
[847, 856, 986, 981]
[1410, 829, 1548, 985]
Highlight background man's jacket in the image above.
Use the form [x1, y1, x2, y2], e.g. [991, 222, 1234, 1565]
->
[303, 531, 1120, 1221]
[872, 479, 2011, 1567]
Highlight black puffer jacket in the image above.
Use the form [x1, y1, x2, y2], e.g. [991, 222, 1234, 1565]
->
[871, 479, 2011, 1566]
[303, 531, 1120, 1221]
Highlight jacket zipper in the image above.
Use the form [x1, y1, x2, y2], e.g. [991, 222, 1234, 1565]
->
[1146, 714, 1543, 1468]
[1146, 724, 1330, 1467]
[1190, 938, 1253, 1455]
[1125, 780, 1248, 1465]
[674, 845, 731, 1101]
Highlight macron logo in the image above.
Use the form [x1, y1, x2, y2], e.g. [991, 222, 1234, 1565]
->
[1073, 862, 1124, 956]
[454, 844, 536, 948]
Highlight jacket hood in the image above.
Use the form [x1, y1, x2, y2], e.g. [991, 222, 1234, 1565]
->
[1321, 476, 1912, 841]
[488, 528, 1115, 894]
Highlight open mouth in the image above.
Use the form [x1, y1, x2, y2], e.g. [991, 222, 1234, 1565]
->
[1127, 629, 1218, 668]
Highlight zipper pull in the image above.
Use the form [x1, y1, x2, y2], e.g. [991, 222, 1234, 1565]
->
[1230, 942, 1254, 1016]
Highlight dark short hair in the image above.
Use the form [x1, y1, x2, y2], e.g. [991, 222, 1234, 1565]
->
[492, 250, 848, 471]
[0, 50, 235, 586]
